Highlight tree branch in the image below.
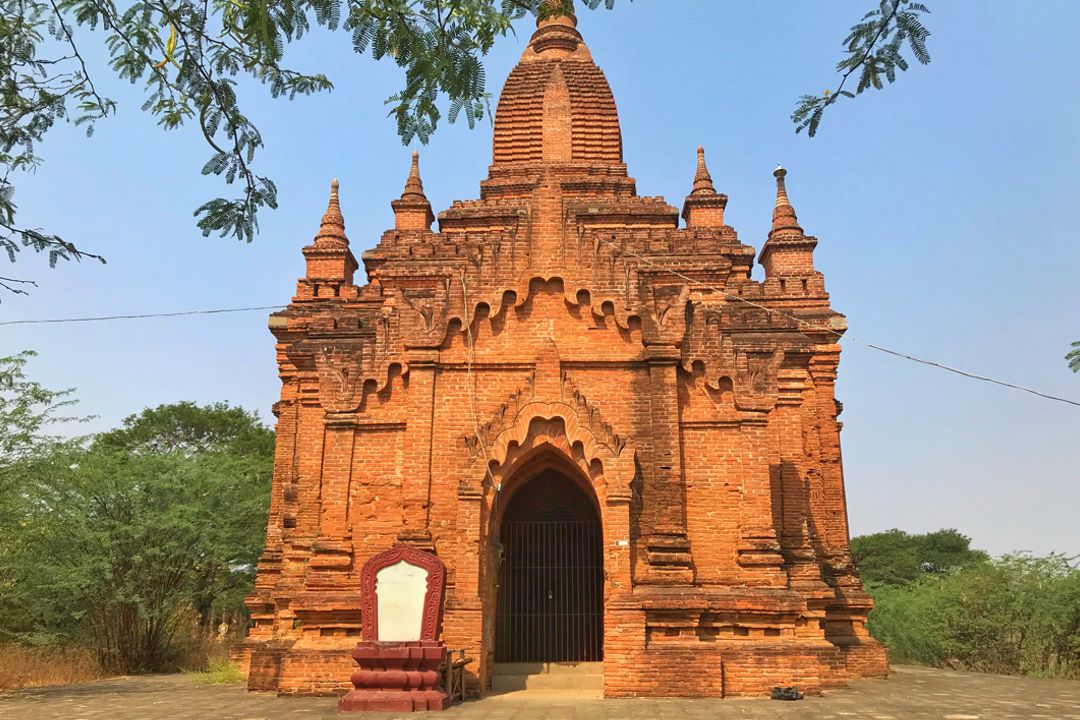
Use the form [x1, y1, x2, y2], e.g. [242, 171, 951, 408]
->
[46, 0, 111, 118]
[828, 0, 903, 104]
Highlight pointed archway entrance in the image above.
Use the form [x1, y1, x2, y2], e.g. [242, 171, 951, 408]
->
[494, 468, 603, 663]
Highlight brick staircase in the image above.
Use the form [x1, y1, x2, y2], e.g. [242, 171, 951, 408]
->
[490, 662, 603, 697]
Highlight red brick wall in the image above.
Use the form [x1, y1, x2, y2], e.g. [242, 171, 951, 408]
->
[240, 4, 887, 698]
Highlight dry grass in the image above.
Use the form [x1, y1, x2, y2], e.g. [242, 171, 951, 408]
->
[184, 656, 246, 685]
[0, 645, 107, 691]
[0, 635, 237, 691]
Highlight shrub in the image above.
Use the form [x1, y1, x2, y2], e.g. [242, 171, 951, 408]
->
[866, 552, 1080, 678]
[0, 390, 273, 677]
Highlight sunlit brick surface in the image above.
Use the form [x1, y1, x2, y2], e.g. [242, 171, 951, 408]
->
[238, 3, 886, 698]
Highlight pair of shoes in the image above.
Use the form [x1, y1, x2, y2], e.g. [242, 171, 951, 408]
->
[770, 686, 804, 701]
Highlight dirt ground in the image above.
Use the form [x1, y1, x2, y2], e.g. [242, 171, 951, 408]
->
[2, 665, 1079, 720]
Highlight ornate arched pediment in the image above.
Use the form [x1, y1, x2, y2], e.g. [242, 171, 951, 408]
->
[446, 273, 644, 337]
[461, 369, 636, 503]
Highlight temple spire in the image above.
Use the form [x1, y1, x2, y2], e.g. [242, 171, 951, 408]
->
[315, 179, 348, 246]
[298, 178, 357, 298]
[392, 151, 434, 230]
[760, 165, 817, 279]
[523, 0, 586, 60]
[681, 145, 727, 228]
[770, 165, 803, 237]
[401, 150, 427, 202]
[691, 146, 716, 196]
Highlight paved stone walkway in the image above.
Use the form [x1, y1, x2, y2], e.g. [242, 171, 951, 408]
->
[1, 665, 1079, 719]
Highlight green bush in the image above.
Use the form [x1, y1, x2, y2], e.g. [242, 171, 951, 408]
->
[185, 656, 246, 685]
[852, 528, 989, 587]
[0, 357, 273, 677]
[865, 552, 1080, 678]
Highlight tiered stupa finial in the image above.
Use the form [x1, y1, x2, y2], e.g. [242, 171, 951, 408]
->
[524, 0, 583, 59]
[760, 166, 817, 279]
[681, 146, 727, 227]
[769, 165, 803, 237]
[537, 0, 576, 28]
[315, 179, 348, 246]
[402, 151, 426, 200]
[392, 151, 434, 231]
[691, 146, 716, 195]
[298, 179, 357, 297]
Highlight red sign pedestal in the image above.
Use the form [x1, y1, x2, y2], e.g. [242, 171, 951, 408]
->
[338, 544, 450, 712]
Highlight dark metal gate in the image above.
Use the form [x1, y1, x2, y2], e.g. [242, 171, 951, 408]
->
[495, 520, 603, 662]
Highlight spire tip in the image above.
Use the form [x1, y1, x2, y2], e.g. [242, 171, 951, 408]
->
[690, 145, 715, 196]
[770, 165, 802, 236]
[400, 150, 426, 201]
[316, 177, 347, 245]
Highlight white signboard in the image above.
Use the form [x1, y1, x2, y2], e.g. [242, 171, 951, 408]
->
[375, 560, 429, 641]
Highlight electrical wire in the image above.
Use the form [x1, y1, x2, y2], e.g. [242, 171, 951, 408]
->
[1, 259, 1075, 407]
[0, 305, 285, 327]
[600, 238, 1079, 408]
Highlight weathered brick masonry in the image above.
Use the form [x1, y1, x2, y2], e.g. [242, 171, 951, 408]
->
[238, 3, 887, 698]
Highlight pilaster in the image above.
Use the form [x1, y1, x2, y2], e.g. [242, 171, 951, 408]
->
[640, 344, 693, 583]
[735, 417, 787, 584]
[446, 481, 485, 694]
[808, 350, 849, 553]
[774, 369, 831, 601]
[398, 349, 439, 551]
[318, 412, 356, 539]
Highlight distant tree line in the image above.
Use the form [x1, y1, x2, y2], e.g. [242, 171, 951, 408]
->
[0, 351, 272, 675]
[853, 529, 1080, 678]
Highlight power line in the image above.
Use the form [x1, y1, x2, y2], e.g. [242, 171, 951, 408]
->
[601, 238, 1080, 408]
[0, 305, 285, 327]
[2, 269, 1076, 408]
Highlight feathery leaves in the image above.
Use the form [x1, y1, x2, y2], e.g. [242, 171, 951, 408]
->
[793, 0, 931, 137]
[1067, 341, 1080, 373]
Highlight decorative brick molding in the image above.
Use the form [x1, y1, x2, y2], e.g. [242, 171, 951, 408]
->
[240, 0, 887, 699]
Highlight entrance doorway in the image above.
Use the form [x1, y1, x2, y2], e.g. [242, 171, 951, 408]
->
[495, 470, 603, 663]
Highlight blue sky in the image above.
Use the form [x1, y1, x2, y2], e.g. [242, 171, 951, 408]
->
[4, 1, 1078, 556]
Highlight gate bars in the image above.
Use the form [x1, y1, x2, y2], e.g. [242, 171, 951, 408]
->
[495, 520, 603, 663]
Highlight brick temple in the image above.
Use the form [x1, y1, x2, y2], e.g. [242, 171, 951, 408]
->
[240, 3, 887, 698]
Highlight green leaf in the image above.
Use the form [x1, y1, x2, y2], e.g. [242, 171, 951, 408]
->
[1067, 341, 1080, 372]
